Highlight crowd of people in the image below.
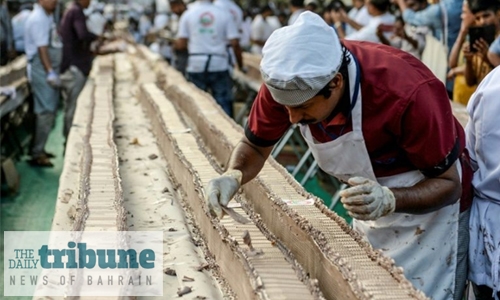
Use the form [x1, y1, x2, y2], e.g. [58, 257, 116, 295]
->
[120, 0, 500, 116]
[1, 0, 499, 299]
[1, 0, 120, 167]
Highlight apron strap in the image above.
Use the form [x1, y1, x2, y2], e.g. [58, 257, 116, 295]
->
[315, 53, 362, 140]
[189, 53, 227, 73]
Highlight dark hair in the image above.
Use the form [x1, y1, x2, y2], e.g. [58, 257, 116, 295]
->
[369, 0, 392, 12]
[260, 4, 273, 14]
[315, 46, 351, 99]
[290, 0, 305, 8]
[468, 0, 500, 14]
[327, 0, 346, 12]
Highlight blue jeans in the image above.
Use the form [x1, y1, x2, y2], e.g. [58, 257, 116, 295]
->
[187, 71, 233, 117]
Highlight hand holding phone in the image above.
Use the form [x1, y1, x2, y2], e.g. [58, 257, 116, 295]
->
[468, 24, 496, 52]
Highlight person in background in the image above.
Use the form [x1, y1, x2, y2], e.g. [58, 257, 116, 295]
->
[175, 0, 243, 117]
[250, 5, 275, 55]
[25, 0, 62, 167]
[153, 8, 169, 31]
[488, 35, 500, 65]
[333, 0, 395, 43]
[139, 7, 153, 44]
[394, 0, 462, 54]
[462, 0, 500, 87]
[169, 0, 188, 75]
[376, 15, 428, 59]
[240, 9, 253, 52]
[448, 0, 478, 105]
[205, 12, 472, 300]
[465, 65, 500, 300]
[305, 0, 318, 13]
[0, 0, 15, 65]
[288, 0, 305, 25]
[343, 0, 371, 36]
[214, 0, 243, 70]
[85, 1, 107, 36]
[128, 17, 141, 43]
[394, 0, 462, 98]
[11, 2, 33, 55]
[277, 11, 288, 27]
[59, 0, 97, 141]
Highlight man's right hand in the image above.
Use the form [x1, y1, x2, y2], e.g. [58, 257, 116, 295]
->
[205, 169, 242, 218]
[46, 70, 60, 88]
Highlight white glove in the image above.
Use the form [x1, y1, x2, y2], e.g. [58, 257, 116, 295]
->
[46, 70, 60, 88]
[205, 169, 242, 218]
[339, 177, 395, 221]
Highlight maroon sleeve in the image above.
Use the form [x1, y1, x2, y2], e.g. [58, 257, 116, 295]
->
[244, 84, 292, 147]
[398, 78, 462, 176]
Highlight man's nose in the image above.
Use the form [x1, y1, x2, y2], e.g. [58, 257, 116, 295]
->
[287, 107, 302, 124]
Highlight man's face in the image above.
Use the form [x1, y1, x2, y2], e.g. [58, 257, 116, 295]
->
[474, 9, 499, 27]
[39, 0, 58, 13]
[170, 3, 186, 16]
[284, 75, 345, 125]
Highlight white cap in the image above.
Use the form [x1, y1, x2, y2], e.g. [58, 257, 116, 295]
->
[260, 11, 342, 106]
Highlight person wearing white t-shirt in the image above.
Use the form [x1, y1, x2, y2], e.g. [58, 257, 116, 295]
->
[240, 10, 252, 51]
[345, 0, 370, 36]
[175, 0, 243, 117]
[288, 0, 305, 25]
[250, 5, 275, 55]
[24, 0, 62, 167]
[11, 3, 32, 54]
[333, 0, 395, 44]
[214, 0, 242, 68]
[465, 65, 500, 300]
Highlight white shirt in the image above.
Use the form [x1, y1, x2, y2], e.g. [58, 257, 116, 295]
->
[345, 6, 370, 36]
[24, 4, 54, 59]
[12, 9, 31, 52]
[466, 66, 500, 202]
[87, 12, 107, 36]
[139, 15, 152, 37]
[240, 15, 252, 49]
[177, 1, 239, 73]
[213, 0, 243, 34]
[250, 14, 275, 55]
[389, 24, 429, 59]
[154, 13, 169, 30]
[345, 12, 395, 44]
[266, 15, 282, 31]
[288, 9, 305, 25]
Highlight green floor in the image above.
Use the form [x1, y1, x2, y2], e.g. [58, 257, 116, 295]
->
[0, 113, 64, 299]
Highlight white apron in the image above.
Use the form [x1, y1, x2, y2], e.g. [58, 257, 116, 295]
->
[469, 195, 500, 299]
[299, 54, 460, 300]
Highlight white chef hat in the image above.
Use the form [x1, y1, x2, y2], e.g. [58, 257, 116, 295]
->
[260, 11, 343, 106]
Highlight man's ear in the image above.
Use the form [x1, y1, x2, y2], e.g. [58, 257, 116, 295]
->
[329, 73, 343, 89]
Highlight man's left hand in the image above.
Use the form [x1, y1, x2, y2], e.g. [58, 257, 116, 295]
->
[340, 177, 396, 221]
